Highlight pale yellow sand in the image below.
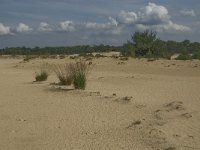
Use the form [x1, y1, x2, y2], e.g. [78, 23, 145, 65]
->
[0, 56, 200, 150]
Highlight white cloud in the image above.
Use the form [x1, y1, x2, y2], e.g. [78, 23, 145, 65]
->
[138, 2, 170, 25]
[118, 3, 170, 25]
[110, 27, 122, 35]
[16, 23, 32, 32]
[136, 21, 191, 32]
[84, 17, 118, 30]
[118, 10, 138, 24]
[117, 3, 190, 32]
[84, 22, 106, 29]
[165, 21, 191, 32]
[59, 21, 75, 31]
[0, 23, 11, 35]
[38, 22, 52, 32]
[108, 17, 118, 26]
[180, 9, 196, 17]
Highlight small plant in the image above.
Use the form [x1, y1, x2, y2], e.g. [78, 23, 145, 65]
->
[69, 61, 89, 90]
[59, 55, 65, 59]
[24, 55, 35, 62]
[176, 53, 191, 60]
[35, 62, 50, 82]
[95, 54, 105, 58]
[53, 61, 89, 89]
[35, 71, 48, 81]
[192, 51, 200, 60]
[70, 56, 77, 59]
[53, 64, 73, 85]
[73, 73, 86, 89]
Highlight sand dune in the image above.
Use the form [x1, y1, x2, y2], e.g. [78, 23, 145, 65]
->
[0, 56, 200, 150]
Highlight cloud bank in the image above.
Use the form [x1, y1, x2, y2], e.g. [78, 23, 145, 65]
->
[180, 9, 196, 17]
[117, 3, 190, 32]
[16, 23, 32, 33]
[38, 22, 52, 32]
[0, 3, 192, 38]
[0, 23, 11, 35]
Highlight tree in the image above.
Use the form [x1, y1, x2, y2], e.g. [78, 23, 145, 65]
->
[131, 30, 158, 57]
[121, 42, 135, 57]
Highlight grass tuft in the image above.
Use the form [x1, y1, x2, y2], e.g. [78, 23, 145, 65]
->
[53, 64, 73, 85]
[70, 61, 89, 90]
[35, 71, 48, 81]
[35, 62, 50, 82]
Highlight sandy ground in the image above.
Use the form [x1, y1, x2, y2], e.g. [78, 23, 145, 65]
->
[0, 56, 200, 150]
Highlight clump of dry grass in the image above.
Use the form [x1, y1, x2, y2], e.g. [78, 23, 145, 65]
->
[53, 60, 90, 89]
[35, 62, 50, 82]
[70, 61, 89, 89]
[53, 64, 73, 85]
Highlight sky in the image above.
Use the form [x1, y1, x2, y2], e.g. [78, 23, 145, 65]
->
[0, 0, 199, 48]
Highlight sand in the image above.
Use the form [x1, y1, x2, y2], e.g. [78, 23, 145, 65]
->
[0, 56, 200, 150]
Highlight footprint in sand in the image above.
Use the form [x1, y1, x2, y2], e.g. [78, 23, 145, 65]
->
[153, 101, 190, 122]
[114, 96, 132, 103]
[165, 101, 185, 111]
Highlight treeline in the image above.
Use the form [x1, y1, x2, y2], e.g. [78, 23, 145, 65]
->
[0, 30, 200, 60]
[0, 45, 121, 56]
[121, 31, 200, 60]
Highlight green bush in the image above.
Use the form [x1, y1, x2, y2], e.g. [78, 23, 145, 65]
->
[53, 61, 89, 89]
[73, 73, 86, 89]
[176, 53, 191, 60]
[35, 62, 50, 81]
[192, 51, 200, 60]
[70, 61, 89, 90]
[35, 71, 48, 81]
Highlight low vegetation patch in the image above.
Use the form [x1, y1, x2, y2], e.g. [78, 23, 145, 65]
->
[53, 64, 73, 85]
[70, 61, 89, 89]
[175, 53, 192, 60]
[24, 55, 36, 62]
[95, 54, 105, 58]
[53, 60, 89, 89]
[35, 71, 48, 81]
[35, 63, 50, 81]
[59, 55, 65, 59]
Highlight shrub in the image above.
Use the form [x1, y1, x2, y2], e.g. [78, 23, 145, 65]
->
[69, 61, 89, 90]
[50, 55, 57, 59]
[192, 51, 200, 60]
[79, 53, 93, 57]
[53, 64, 73, 85]
[40, 55, 49, 59]
[59, 55, 65, 59]
[35, 63, 49, 81]
[24, 55, 35, 62]
[176, 53, 191, 60]
[70, 56, 78, 59]
[35, 71, 48, 81]
[95, 54, 105, 58]
[53, 61, 89, 89]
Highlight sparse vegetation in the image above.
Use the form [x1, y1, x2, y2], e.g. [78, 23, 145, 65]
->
[35, 71, 48, 81]
[53, 60, 89, 89]
[70, 61, 89, 90]
[176, 53, 192, 60]
[59, 55, 65, 59]
[53, 64, 73, 85]
[1, 31, 200, 60]
[35, 63, 49, 81]
[192, 51, 200, 60]
[24, 55, 36, 62]
[95, 54, 105, 58]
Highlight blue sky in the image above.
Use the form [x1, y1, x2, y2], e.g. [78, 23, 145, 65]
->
[0, 0, 199, 48]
